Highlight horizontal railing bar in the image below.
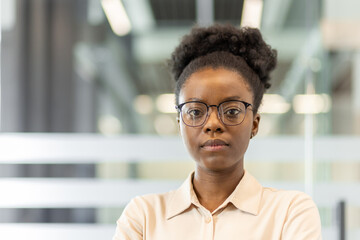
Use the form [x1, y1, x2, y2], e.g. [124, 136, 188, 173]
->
[0, 224, 354, 240]
[0, 224, 115, 240]
[1, 133, 360, 163]
[266, 182, 360, 207]
[0, 178, 359, 208]
[0, 134, 189, 163]
[0, 178, 181, 208]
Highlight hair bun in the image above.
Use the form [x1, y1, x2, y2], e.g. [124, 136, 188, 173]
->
[170, 24, 277, 89]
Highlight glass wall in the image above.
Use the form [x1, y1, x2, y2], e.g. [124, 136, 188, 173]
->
[1, 0, 360, 239]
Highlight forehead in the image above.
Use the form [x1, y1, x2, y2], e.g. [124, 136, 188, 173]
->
[179, 67, 253, 103]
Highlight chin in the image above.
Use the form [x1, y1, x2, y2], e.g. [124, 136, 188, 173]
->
[200, 157, 234, 172]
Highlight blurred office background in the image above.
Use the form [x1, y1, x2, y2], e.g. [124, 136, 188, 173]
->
[0, 0, 359, 239]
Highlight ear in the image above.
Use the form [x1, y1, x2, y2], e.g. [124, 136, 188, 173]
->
[250, 113, 260, 139]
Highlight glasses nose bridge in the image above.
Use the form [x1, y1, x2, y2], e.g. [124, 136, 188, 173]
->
[206, 104, 222, 119]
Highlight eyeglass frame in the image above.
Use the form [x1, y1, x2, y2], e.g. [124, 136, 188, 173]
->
[175, 100, 253, 127]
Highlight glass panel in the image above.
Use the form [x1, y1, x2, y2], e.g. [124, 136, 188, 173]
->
[1, 0, 360, 239]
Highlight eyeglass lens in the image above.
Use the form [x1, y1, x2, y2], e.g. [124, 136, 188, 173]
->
[180, 101, 247, 127]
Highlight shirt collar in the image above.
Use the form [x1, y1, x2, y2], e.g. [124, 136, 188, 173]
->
[227, 170, 263, 216]
[166, 172, 195, 220]
[166, 170, 263, 219]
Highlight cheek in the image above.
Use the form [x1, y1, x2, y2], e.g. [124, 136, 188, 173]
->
[242, 117, 254, 137]
[233, 122, 253, 151]
[180, 124, 192, 146]
[180, 125, 199, 154]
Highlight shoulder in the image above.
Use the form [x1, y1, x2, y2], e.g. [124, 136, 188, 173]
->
[124, 191, 174, 214]
[114, 191, 176, 239]
[260, 188, 322, 239]
[261, 187, 319, 214]
[262, 187, 314, 204]
[124, 190, 175, 211]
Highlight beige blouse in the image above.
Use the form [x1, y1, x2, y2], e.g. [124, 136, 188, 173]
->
[113, 171, 322, 240]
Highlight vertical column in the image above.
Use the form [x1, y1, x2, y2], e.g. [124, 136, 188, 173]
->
[304, 71, 314, 197]
[49, 0, 76, 132]
[0, 0, 2, 131]
[353, 51, 360, 134]
[1, 0, 26, 132]
[196, 0, 214, 27]
[27, 0, 51, 131]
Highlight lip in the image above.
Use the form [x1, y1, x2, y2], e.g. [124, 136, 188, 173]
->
[201, 139, 229, 151]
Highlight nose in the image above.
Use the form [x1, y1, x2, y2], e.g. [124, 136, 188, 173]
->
[203, 106, 224, 133]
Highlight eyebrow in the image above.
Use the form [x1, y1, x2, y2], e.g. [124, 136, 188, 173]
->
[186, 96, 243, 102]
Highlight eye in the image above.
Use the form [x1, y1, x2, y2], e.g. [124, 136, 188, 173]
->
[187, 108, 205, 118]
[224, 108, 241, 117]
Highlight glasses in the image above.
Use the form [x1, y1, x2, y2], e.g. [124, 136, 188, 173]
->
[176, 100, 252, 127]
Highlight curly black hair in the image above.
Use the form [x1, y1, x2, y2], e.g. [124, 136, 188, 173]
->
[169, 24, 277, 114]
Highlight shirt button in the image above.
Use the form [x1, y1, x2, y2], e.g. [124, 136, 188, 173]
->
[205, 217, 212, 223]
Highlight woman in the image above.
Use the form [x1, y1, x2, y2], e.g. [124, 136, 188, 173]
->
[113, 24, 322, 239]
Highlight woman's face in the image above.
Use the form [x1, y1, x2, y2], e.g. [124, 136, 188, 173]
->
[178, 67, 260, 173]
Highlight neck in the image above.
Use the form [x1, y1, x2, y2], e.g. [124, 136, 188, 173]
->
[192, 165, 244, 213]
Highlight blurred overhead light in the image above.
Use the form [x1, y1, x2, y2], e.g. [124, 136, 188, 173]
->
[241, 0, 263, 28]
[293, 94, 331, 114]
[321, 20, 360, 50]
[101, 0, 131, 36]
[156, 94, 176, 113]
[154, 114, 176, 135]
[98, 115, 122, 135]
[260, 94, 291, 114]
[134, 95, 153, 115]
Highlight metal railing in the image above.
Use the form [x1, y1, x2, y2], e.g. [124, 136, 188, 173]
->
[0, 133, 359, 240]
